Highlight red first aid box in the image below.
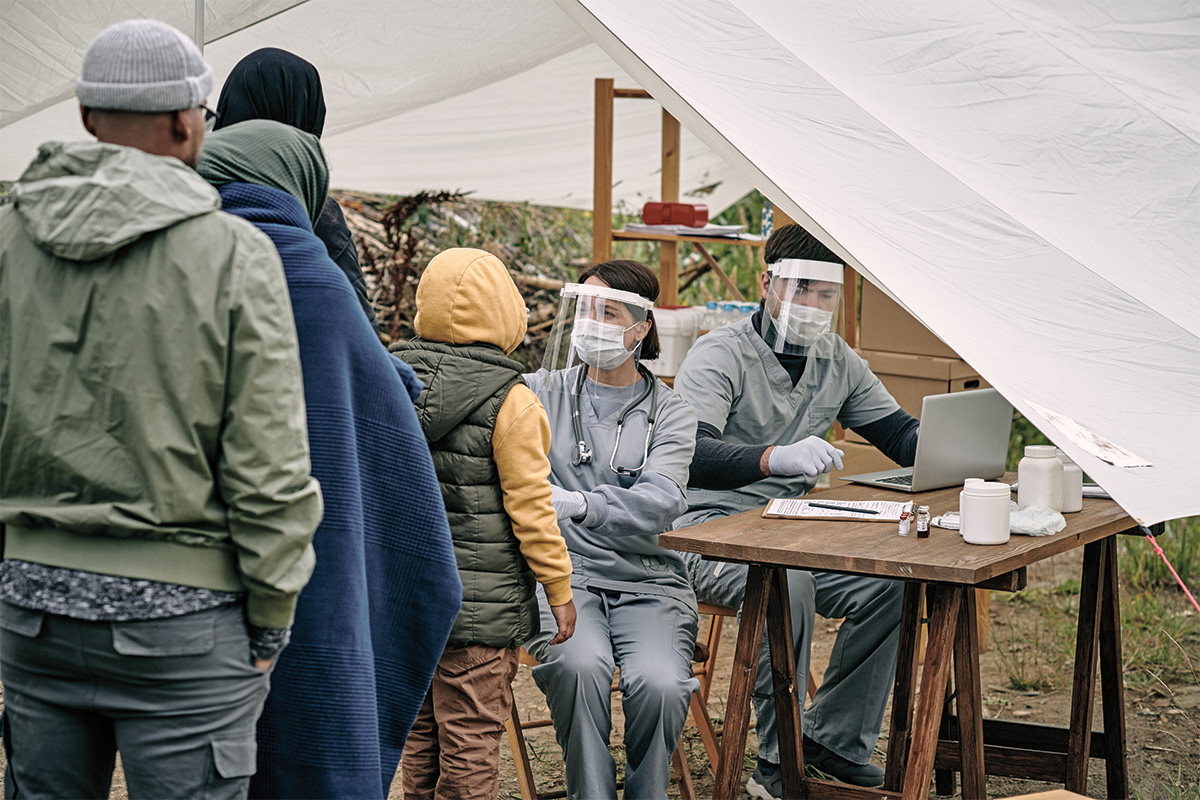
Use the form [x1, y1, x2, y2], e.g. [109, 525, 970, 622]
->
[641, 202, 708, 227]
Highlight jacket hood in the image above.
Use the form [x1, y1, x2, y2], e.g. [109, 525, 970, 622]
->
[414, 248, 527, 353]
[12, 141, 220, 262]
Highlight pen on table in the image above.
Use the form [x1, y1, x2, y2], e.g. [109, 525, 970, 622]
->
[805, 501, 880, 515]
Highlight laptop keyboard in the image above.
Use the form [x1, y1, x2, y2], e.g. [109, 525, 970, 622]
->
[876, 474, 914, 487]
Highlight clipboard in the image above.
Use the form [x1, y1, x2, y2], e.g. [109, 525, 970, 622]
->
[762, 498, 911, 522]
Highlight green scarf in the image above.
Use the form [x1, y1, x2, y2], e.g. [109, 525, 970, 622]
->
[197, 119, 328, 226]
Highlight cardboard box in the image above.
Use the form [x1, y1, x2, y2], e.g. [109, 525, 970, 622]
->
[858, 279, 959, 359]
[845, 350, 991, 443]
[810, 440, 901, 492]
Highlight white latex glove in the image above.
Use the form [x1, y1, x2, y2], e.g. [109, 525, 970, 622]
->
[550, 485, 588, 521]
[767, 436, 845, 477]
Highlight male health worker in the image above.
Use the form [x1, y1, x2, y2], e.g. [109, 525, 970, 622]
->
[672, 225, 919, 794]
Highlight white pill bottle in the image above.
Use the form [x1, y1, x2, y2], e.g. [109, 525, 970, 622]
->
[1018, 445, 1063, 511]
[1056, 449, 1084, 513]
[961, 481, 1012, 545]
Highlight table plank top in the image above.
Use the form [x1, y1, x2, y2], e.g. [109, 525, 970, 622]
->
[660, 474, 1133, 586]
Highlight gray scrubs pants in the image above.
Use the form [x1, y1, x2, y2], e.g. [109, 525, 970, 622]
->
[0, 602, 271, 800]
[527, 588, 698, 800]
[682, 552, 902, 765]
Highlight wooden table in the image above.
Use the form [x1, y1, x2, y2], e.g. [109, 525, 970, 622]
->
[659, 475, 1133, 799]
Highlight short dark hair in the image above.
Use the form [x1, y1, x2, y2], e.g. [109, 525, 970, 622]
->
[764, 223, 842, 266]
[577, 259, 661, 361]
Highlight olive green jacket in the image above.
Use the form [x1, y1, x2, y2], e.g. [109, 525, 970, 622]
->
[0, 141, 322, 628]
[395, 339, 540, 648]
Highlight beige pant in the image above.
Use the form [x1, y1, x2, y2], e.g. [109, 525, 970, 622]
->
[401, 644, 519, 800]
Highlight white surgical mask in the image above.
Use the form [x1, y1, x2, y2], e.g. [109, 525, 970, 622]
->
[571, 317, 636, 370]
[772, 298, 833, 347]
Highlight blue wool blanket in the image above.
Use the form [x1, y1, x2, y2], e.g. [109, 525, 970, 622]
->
[218, 183, 461, 798]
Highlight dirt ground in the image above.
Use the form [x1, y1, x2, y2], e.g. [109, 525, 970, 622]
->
[2, 549, 1194, 799]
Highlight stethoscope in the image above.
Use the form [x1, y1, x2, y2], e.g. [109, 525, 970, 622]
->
[570, 362, 658, 476]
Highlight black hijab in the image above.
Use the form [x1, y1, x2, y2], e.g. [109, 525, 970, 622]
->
[215, 48, 326, 136]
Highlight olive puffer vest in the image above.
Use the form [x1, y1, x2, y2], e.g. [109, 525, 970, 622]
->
[391, 338, 539, 648]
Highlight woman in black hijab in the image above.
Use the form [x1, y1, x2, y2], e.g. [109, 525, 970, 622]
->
[216, 47, 377, 329]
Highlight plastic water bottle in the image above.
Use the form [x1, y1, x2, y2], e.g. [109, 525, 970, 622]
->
[720, 302, 740, 327]
[700, 301, 719, 334]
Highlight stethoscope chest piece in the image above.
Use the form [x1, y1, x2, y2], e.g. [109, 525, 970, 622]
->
[570, 363, 658, 476]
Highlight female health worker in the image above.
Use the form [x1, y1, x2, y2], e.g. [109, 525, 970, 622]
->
[523, 260, 699, 800]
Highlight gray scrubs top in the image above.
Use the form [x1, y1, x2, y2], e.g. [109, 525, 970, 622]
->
[525, 366, 698, 603]
[673, 316, 899, 519]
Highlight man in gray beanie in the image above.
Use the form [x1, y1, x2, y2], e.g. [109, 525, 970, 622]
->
[0, 19, 322, 799]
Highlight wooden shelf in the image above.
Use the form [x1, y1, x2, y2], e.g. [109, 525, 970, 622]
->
[612, 230, 766, 247]
[593, 78, 762, 305]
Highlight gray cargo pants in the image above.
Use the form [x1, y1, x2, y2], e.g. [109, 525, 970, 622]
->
[0, 602, 271, 799]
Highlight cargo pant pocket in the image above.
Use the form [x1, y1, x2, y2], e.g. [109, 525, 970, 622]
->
[111, 613, 216, 657]
[204, 736, 257, 800]
[0, 604, 45, 638]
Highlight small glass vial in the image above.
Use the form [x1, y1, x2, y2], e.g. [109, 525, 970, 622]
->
[898, 509, 911, 537]
[916, 506, 931, 538]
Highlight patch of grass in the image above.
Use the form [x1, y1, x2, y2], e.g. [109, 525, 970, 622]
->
[1120, 589, 1200, 692]
[993, 587, 1075, 691]
[996, 558, 1200, 696]
[1134, 768, 1200, 800]
[1122, 517, 1200, 595]
[1053, 577, 1082, 596]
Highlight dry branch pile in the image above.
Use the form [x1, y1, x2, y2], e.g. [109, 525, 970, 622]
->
[333, 189, 591, 370]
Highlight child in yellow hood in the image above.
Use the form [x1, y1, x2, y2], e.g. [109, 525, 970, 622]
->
[390, 247, 575, 800]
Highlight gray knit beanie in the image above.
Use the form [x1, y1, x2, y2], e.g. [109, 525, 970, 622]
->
[76, 19, 213, 112]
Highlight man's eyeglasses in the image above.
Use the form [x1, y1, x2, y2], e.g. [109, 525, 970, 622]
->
[201, 104, 220, 125]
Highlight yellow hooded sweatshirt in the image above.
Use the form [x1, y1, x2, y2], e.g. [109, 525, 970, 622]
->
[409, 248, 572, 607]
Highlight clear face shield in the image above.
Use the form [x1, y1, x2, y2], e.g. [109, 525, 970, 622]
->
[542, 282, 658, 476]
[759, 258, 845, 359]
[542, 282, 654, 378]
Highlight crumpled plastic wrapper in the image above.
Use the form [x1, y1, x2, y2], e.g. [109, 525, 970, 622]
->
[932, 502, 1067, 537]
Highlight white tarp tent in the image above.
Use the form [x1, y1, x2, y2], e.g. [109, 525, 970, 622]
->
[0, 0, 752, 211]
[2, 0, 1197, 525]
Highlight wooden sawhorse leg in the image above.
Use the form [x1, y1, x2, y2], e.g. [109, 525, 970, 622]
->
[884, 582, 925, 792]
[1068, 536, 1130, 798]
[713, 564, 772, 800]
[711, 565, 806, 800]
[899, 584, 986, 800]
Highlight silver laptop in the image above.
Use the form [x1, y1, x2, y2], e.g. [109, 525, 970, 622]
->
[840, 388, 1013, 492]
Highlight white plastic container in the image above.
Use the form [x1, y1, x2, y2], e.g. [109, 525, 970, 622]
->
[961, 481, 1012, 545]
[1056, 449, 1084, 513]
[642, 307, 701, 377]
[958, 478, 985, 535]
[1017, 445, 1064, 511]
